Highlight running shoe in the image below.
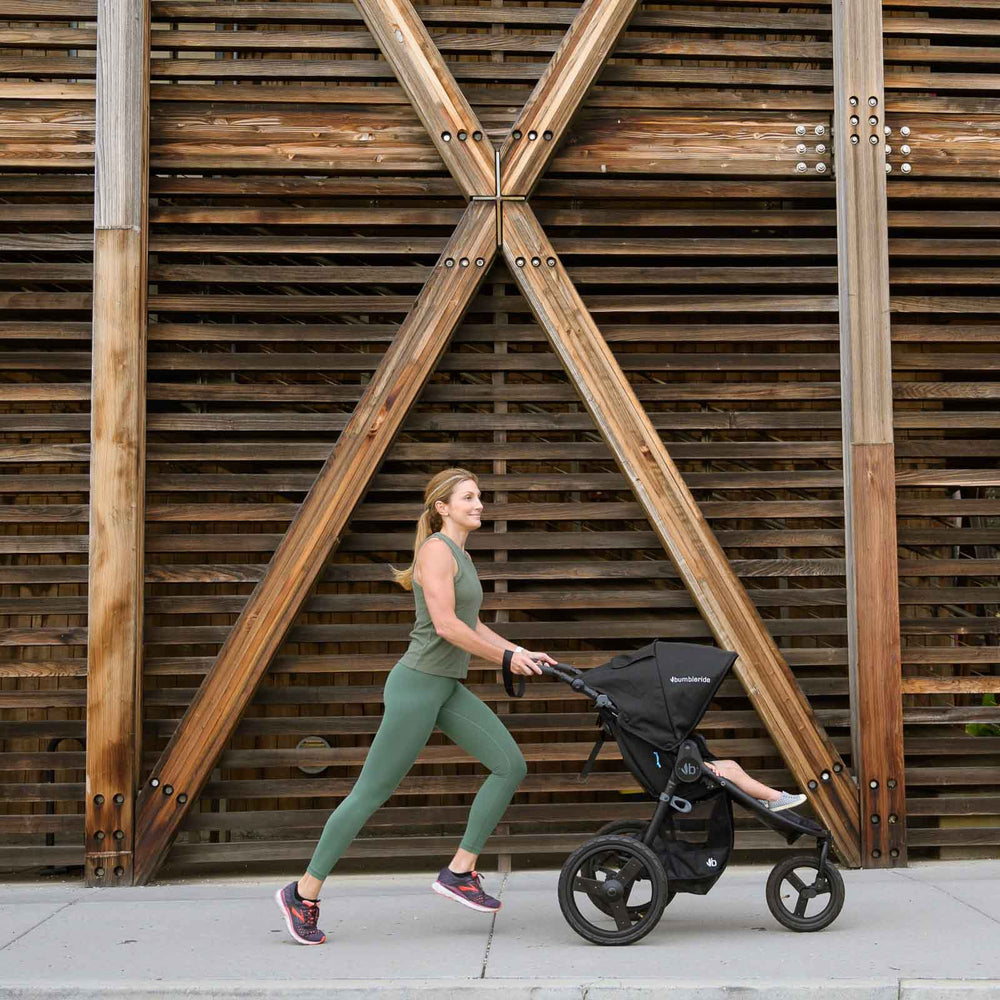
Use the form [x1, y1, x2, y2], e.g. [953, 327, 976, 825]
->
[274, 881, 326, 945]
[431, 868, 502, 913]
[758, 791, 808, 813]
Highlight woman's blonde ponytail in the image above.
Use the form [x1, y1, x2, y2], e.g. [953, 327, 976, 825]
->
[391, 467, 479, 591]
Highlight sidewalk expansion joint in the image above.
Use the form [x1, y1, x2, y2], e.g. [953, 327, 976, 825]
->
[892, 867, 1000, 927]
[0, 899, 78, 954]
[479, 872, 508, 978]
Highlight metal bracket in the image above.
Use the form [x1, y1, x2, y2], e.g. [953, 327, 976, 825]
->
[471, 150, 526, 245]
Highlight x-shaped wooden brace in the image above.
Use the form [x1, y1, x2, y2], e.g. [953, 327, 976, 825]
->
[132, 0, 861, 884]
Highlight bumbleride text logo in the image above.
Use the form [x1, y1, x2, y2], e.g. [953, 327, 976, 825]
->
[670, 675, 712, 683]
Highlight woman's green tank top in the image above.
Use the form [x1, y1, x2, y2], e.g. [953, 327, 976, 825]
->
[396, 532, 484, 679]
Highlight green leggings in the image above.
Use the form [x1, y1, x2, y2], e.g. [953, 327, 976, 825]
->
[305, 662, 527, 881]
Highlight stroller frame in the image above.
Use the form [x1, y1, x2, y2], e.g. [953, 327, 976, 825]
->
[510, 648, 846, 945]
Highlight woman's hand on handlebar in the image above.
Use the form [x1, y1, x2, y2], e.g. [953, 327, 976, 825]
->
[509, 649, 557, 676]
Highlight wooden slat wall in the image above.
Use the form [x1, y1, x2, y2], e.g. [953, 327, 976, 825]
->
[1, 0, 996, 874]
[0, 2, 95, 871]
[885, 1, 1000, 859]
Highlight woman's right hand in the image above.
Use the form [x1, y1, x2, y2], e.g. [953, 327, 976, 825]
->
[509, 650, 545, 676]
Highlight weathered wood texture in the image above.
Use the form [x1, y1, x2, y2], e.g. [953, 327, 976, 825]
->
[2, 0, 998, 876]
[502, 201, 860, 865]
[498, 0, 640, 196]
[131, 202, 498, 884]
[83, 0, 150, 887]
[832, 0, 907, 867]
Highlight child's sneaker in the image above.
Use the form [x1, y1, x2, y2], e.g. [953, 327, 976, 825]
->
[759, 791, 808, 813]
[432, 868, 502, 912]
[274, 881, 326, 945]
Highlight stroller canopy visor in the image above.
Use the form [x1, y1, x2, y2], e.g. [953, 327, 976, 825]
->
[585, 641, 737, 749]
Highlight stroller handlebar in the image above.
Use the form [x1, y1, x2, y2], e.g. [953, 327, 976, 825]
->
[537, 662, 602, 701]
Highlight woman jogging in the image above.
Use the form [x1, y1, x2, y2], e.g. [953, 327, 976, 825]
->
[276, 468, 555, 945]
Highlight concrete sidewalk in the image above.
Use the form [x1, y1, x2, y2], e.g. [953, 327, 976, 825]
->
[1, 860, 999, 998]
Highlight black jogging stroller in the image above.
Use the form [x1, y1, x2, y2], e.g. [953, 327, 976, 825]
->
[502, 639, 846, 945]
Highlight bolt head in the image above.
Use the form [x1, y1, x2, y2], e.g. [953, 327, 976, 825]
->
[796, 161, 807, 172]
[796, 125, 806, 135]
[901, 144, 910, 155]
[850, 115, 860, 126]
[814, 124, 825, 135]
[796, 143, 806, 153]
[884, 125, 892, 136]
[869, 135, 879, 145]
[815, 163, 827, 173]
[849, 96, 859, 106]
[901, 162, 912, 173]
[900, 126, 910, 137]
[885, 145, 892, 155]
[852, 135, 860, 145]
[885, 163, 892, 172]
[869, 96, 878, 106]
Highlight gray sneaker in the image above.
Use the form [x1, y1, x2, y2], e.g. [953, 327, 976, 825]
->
[758, 791, 807, 813]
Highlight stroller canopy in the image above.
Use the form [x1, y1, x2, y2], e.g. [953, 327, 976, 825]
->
[585, 640, 737, 749]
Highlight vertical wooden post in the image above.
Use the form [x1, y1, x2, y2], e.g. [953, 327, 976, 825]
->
[832, 0, 907, 867]
[86, 0, 150, 887]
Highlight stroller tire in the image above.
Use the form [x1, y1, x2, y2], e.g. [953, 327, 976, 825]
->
[593, 820, 676, 910]
[766, 853, 846, 932]
[558, 834, 669, 946]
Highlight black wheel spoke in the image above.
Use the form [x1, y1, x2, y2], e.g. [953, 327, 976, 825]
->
[572, 875, 605, 895]
[786, 871, 807, 893]
[617, 857, 644, 888]
[607, 896, 633, 931]
[793, 892, 810, 918]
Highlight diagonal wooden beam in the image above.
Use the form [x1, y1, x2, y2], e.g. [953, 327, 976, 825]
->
[501, 201, 862, 867]
[353, 0, 495, 198]
[498, 0, 640, 197]
[132, 202, 498, 884]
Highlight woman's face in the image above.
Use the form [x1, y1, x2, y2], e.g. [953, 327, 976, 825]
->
[437, 478, 483, 532]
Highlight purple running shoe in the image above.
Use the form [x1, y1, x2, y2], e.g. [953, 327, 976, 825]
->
[274, 881, 326, 945]
[432, 868, 502, 913]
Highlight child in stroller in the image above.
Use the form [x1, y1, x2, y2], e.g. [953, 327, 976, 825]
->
[702, 757, 806, 814]
[501, 639, 846, 945]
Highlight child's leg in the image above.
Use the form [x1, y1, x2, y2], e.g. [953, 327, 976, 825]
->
[705, 759, 780, 802]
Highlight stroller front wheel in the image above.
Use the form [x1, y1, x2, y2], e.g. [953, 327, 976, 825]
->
[558, 834, 669, 946]
[766, 853, 845, 932]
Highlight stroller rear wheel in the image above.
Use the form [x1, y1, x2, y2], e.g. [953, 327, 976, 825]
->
[766, 853, 845, 932]
[593, 820, 676, 911]
[558, 834, 669, 945]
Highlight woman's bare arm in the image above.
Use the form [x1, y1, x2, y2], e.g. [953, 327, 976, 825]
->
[417, 540, 551, 674]
[418, 539, 507, 664]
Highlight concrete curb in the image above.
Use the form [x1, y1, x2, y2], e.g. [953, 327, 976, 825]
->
[2, 981, 998, 999]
